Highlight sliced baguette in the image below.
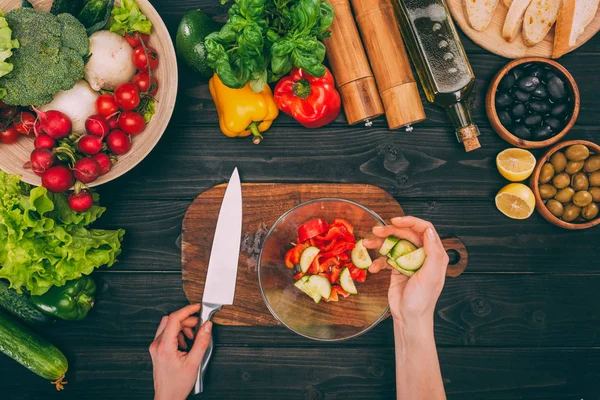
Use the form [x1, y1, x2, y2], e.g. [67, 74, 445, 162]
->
[464, 0, 500, 31]
[553, 0, 600, 58]
[522, 0, 562, 46]
[503, 0, 533, 42]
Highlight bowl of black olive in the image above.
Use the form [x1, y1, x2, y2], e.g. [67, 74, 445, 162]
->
[486, 57, 580, 149]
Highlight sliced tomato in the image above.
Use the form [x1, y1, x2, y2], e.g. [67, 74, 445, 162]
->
[298, 218, 329, 242]
[332, 218, 355, 234]
[294, 271, 305, 280]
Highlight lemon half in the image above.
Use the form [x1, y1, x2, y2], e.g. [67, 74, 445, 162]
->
[495, 183, 536, 220]
[496, 148, 536, 182]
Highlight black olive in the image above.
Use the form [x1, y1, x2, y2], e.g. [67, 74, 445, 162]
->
[550, 103, 568, 116]
[532, 85, 548, 99]
[512, 125, 532, 140]
[527, 66, 542, 78]
[518, 76, 541, 92]
[543, 68, 558, 82]
[510, 103, 527, 119]
[495, 92, 513, 108]
[499, 74, 516, 91]
[524, 114, 543, 127]
[532, 125, 554, 140]
[547, 76, 567, 99]
[512, 68, 525, 80]
[529, 100, 550, 114]
[545, 117, 563, 132]
[513, 90, 531, 102]
[498, 110, 512, 127]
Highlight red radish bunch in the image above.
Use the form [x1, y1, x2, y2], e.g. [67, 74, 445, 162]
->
[33, 108, 72, 139]
[68, 190, 94, 213]
[30, 149, 56, 176]
[42, 165, 74, 193]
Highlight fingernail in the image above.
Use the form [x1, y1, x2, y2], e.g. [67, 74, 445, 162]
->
[204, 321, 212, 333]
[391, 217, 403, 222]
[426, 228, 435, 240]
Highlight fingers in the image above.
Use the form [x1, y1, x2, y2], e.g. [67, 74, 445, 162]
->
[390, 216, 434, 234]
[154, 316, 168, 339]
[362, 237, 384, 250]
[187, 321, 213, 365]
[180, 316, 199, 329]
[183, 327, 195, 340]
[178, 332, 187, 350]
[372, 225, 423, 247]
[163, 304, 202, 340]
[417, 227, 448, 286]
[368, 257, 389, 274]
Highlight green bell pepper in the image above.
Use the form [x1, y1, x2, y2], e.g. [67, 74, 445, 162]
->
[31, 276, 96, 321]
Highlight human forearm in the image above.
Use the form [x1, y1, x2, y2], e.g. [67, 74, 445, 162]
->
[394, 318, 446, 400]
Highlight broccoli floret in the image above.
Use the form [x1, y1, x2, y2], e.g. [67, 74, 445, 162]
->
[0, 8, 89, 106]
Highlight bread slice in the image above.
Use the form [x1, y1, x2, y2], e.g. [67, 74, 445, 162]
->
[553, 0, 600, 58]
[522, 0, 562, 46]
[503, 0, 533, 42]
[464, 0, 500, 31]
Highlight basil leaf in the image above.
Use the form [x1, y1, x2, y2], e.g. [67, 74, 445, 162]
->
[249, 69, 267, 92]
[312, 0, 334, 36]
[290, 0, 320, 35]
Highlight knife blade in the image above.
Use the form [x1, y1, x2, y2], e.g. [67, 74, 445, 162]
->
[194, 168, 242, 394]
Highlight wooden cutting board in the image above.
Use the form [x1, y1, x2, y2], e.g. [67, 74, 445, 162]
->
[181, 184, 468, 326]
[447, 0, 600, 59]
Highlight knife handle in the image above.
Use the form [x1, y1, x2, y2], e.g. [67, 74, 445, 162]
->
[193, 302, 221, 395]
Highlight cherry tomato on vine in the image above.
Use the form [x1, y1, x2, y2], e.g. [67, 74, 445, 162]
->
[125, 31, 150, 47]
[132, 72, 158, 96]
[132, 46, 159, 71]
[96, 94, 119, 117]
[114, 82, 140, 111]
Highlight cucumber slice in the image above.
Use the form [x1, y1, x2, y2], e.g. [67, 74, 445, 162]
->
[379, 236, 399, 256]
[351, 239, 372, 269]
[299, 246, 320, 273]
[386, 258, 415, 277]
[306, 275, 332, 299]
[396, 248, 426, 271]
[294, 276, 321, 303]
[339, 267, 357, 295]
[389, 240, 417, 259]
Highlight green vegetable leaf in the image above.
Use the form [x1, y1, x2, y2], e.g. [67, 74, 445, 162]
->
[109, 0, 152, 35]
[51, 0, 85, 16]
[205, 35, 250, 89]
[138, 97, 156, 123]
[79, 0, 115, 36]
[21, 0, 34, 8]
[290, 0, 320, 35]
[312, 0, 334, 37]
[0, 11, 18, 99]
[249, 68, 267, 92]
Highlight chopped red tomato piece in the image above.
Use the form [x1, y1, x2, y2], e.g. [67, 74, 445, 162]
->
[298, 219, 329, 242]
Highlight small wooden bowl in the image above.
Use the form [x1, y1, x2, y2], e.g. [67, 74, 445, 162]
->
[486, 57, 580, 149]
[0, 0, 177, 187]
[529, 140, 600, 230]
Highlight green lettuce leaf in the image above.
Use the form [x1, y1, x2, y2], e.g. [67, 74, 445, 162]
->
[109, 0, 152, 35]
[0, 170, 125, 295]
[0, 10, 18, 98]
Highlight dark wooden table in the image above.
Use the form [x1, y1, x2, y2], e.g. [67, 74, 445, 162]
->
[3, 1, 600, 399]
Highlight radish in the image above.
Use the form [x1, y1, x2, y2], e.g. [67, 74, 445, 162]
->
[78, 135, 103, 155]
[34, 134, 55, 150]
[106, 130, 131, 155]
[107, 115, 119, 130]
[42, 165, 74, 193]
[33, 108, 72, 139]
[93, 153, 112, 175]
[30, 149, 56, 176]
[85, 114, 110, 137]
[73, 157, 101, 183]
[68, 190, 94, 212]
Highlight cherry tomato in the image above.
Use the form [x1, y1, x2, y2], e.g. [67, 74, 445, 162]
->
[132, 46, 159, 72]
[0, 126, 19, 144]
[124, 31, 150, 47]
[131, 72, 158, 96]
[118, 111, 146, 135]
[96, 94, 119, 117]
[14, 111, 36, 135]
[114, 82, 140, 111]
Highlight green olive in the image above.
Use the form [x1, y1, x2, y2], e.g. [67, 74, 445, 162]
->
[552, 173, 571, 189]
[555, 187, 575, 203]
[545, 199, 564, 217]
[539, 184, 558, 199]
[562, 203, 581, 222]
[590, 187, 600, 202]
[590, 171, 600, 187]
[572, 191, 593, 207]
[584, 155, 600, 173]
[564, 144, 590, 162]
[550, 152, 567, 173]
[565, 161, 585, 175]
[581, 203, 599, 220]
[539, 163, 555, 184]
[571, 172, 590, 191]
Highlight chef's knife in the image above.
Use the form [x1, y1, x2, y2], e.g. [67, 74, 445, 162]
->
[194, 168, 242, 394]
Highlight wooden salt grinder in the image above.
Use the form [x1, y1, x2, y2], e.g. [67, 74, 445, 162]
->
[324, 0, 384, 125]
[351, 0, 426, 130]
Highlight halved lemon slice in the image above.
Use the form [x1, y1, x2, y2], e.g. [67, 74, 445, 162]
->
[495, 183, 536, 220]
[496, 148, 536, 182]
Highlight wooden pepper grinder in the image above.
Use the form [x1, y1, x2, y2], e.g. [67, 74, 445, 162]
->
[351, 0, 426, 131]
[324, 0, 384, 126]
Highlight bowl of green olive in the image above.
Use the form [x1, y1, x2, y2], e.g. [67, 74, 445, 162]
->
[530, 140, 600, 229]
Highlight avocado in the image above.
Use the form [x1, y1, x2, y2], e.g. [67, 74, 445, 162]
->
[176, 10, 222, 79]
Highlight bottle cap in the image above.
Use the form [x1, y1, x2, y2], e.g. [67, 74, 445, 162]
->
[457, 125, 481, 152]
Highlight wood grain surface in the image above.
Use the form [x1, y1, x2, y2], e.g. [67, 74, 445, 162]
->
[181, 184, 468, 327]
[447, 0, 600, 59]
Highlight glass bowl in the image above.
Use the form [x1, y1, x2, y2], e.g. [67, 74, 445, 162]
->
[258, 198, 390, 341]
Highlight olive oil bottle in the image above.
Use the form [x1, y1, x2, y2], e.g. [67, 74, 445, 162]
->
[393, 0, 481, 151]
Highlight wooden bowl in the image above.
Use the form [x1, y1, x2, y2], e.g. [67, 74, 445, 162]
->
[529, 140, 600, 230]
[486, 57, 580, 149]
[0, 0, 177, 187]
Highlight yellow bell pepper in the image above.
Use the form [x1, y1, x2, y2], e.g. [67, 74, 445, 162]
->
[209, 73, 279, 144]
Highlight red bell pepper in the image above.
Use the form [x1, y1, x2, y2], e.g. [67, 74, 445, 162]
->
[273, 67, 341, 129]
[298, 219, 329, 243]
[325, 289, 339, 302]
[285, 242, 309, 268]
[294, 271, 305, 281]
[329, 264, 342, 284]
[322, 241, 355, 259]
[332, 286, 350, 298]
[331, 218, 355, 234]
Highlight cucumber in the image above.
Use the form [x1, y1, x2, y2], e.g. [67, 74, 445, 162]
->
[339, 267, 357, 295]
[306, 275, 332, 300]
[0, 281, 54, 326]
[299, 246, 320, 273]
[387, 258, 415, 277]
[0, 311, 68, 389]
[396, 248, 426, 271]
[294, 276, 321, 303]
[351, 239, 372, 269]
[389, 240, 417, 259]
[379, 236, 399, 256]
